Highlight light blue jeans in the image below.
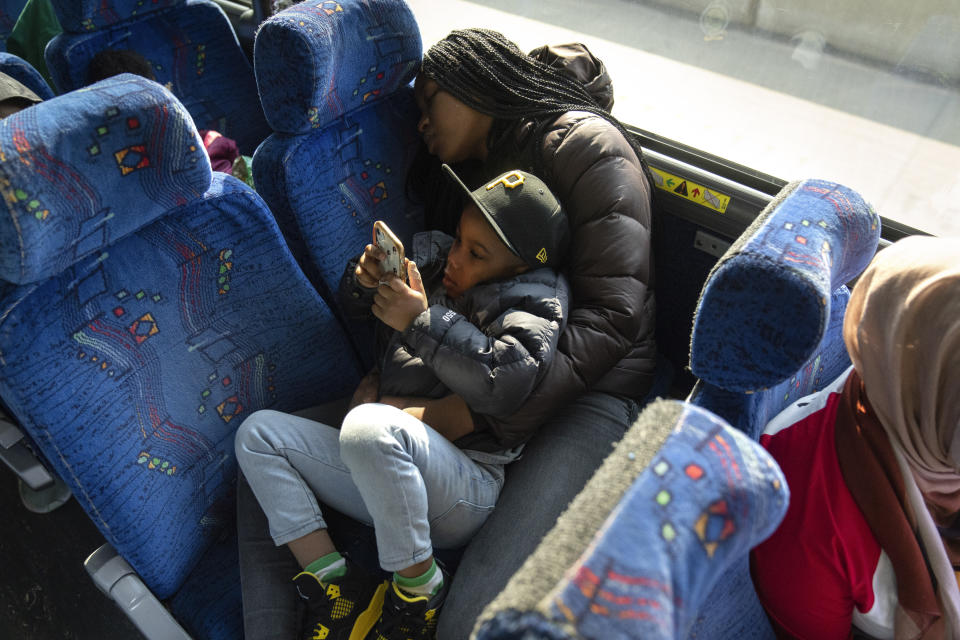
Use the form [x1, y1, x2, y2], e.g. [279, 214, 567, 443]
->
[234, 403, 506, 571]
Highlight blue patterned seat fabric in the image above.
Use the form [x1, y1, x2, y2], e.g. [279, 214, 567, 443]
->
[689, 178, 881, 439]
[0, 73, 209, 285]
[0, 51, 54, 99]
[475, 400, 790, 640]
[44, 0, 270, 154]
[0, 0, 26, 50]
[690, 179, 880, 393]
[684, 179, 880, 638]
[0, 75, 362, 638]
[252, 0, 424, 364]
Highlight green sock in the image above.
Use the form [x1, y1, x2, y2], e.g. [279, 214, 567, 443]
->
[304, 550, 346, 583]
[394, 559, 443, 597]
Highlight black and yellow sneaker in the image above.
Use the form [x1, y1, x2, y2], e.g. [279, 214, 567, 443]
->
[367, 579, 448, 640]
[294, 559, 388, 640]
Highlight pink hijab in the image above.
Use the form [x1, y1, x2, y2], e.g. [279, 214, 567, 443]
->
[843, 236, 960, 638]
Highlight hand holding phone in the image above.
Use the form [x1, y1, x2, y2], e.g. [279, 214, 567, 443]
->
[373, 220, 406, 283]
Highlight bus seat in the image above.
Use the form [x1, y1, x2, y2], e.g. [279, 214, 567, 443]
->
[688, 179, 881, 440]
[0, 51, 54, 99]
[0, 0, 26, 50]
[681, 179, 879, 638]
[43, 0, 270, 154]
[0, 74, 361, 639]
[251, 0, 423, 365]
[473, 399, 789, 640]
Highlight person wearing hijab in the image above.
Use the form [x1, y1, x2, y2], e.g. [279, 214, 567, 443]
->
[752, 236, 960, 639]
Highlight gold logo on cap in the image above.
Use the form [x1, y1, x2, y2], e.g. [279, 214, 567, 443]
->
[486, 171, 525, 191]
[536, 248, 548, 263]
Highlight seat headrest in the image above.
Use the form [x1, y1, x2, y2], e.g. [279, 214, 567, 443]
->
[690, 179, 880, 392]
[0, 53, 55, 101]
[254, 0, 421, 135]
[49, 0, 183, 33]
[0, 74, 211, 285]
[0, 1, 27, 38]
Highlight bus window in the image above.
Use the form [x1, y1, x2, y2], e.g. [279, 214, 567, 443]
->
[405, 0, 959, 237]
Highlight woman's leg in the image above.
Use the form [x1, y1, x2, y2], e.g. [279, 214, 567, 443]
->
[437, 391, 639, 640]
[236, 471, 304, 640]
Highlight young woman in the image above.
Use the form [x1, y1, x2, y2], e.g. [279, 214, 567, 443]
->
[409, 29, 656, 638]
[752, 236, 960, 639]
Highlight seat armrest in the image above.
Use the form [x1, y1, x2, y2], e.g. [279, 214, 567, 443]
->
[85, 544, 192, 640]
[0, 413, 54, 491]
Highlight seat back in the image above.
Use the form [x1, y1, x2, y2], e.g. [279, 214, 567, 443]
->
[44, 0, 270, 154]
[0, 73, 361, 626]
[689, 179, 880, 439]
[474, 400, 789, 640]
[0, 0, 27, 50]
[252, 0, 423, 363]
[0, 51, 54, 99]
[684, 179, 880, 637]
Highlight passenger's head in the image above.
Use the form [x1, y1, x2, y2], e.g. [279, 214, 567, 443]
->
[441, 165, 569, 299]
[0, 72, 43, 119]
[412, 74, 493, 163]
[87, 50, 156, 84]
[843, 236, 960, 482]
[416, 28, 605, 164]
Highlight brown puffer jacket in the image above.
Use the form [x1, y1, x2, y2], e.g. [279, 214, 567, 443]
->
[453, 44, 657, 451]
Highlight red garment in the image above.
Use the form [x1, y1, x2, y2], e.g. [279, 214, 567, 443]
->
[199, 129, 239, 174]
[751, 370, 891, 639]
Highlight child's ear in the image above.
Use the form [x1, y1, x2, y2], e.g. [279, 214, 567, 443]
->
[513, 263, 530, 275]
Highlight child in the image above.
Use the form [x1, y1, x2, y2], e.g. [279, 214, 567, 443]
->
[235, 165, 571, 640]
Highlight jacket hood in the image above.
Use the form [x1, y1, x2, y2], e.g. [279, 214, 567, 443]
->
[529, 43, 614, 111]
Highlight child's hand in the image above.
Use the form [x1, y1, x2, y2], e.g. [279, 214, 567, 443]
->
[372, 260, 428, 332]
[355, 244, 386, 289]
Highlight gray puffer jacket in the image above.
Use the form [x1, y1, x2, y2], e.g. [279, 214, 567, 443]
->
[343, 231, 570, 437]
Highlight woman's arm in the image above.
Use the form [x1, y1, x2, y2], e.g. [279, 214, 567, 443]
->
[380, 394, 474, 442]
[347, 368, 380, 410]
[475, 114, 655, 447]
[542, 115, 653, 389]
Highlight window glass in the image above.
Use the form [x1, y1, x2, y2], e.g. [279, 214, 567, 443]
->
[408, 0, 960, 235]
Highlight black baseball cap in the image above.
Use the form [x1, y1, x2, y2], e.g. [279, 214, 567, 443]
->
[0, 72, 42, 107]
[442, 164, 570, 269]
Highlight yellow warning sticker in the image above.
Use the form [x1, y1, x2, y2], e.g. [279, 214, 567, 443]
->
[649, 167, 731, 214]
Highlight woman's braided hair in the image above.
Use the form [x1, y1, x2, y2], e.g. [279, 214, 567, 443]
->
[420, 28, 649, 173]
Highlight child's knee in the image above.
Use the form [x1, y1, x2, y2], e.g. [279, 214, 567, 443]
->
[339, 404, 392, 460]
[234, 409, 284, 463]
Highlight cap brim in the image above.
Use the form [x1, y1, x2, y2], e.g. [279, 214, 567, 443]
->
[440, 163, 520, 257]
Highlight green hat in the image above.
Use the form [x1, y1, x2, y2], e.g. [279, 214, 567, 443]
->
[442, 164, 570, 268]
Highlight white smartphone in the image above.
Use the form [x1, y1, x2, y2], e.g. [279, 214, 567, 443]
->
[373, 220, 405, 283]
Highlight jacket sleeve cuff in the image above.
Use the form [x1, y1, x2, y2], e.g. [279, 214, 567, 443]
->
[337, 257, 377, 319]
[401, 304, 457, 356]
